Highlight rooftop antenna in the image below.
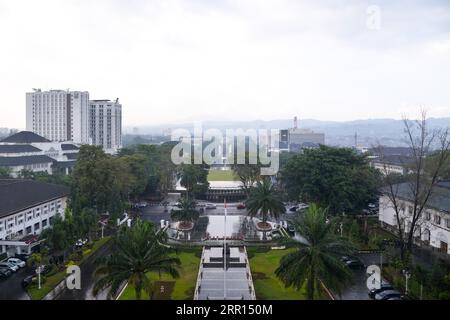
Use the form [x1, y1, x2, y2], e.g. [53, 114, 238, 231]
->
[294, 116, 298, 129]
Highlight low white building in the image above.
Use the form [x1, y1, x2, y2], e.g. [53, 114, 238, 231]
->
[0, 131, 80, 176]
[379, 182, 450, 255]
[0, 155, 55, 177]
[372, 155, 411, 175]
[0, 179, 69, 256]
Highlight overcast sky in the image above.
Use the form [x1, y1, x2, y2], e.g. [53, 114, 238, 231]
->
[1, 0, 450, 129]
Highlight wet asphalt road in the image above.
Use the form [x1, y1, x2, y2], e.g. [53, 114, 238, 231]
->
[55, 240, 112, 300]
[338, 253, 385, 300]
[0, 267, 33, 300]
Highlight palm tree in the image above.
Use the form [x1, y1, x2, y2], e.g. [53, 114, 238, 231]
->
[93, 220, 180, 300]
[170, 197, 199, 230]
[245, 178, 286, 230]
[275, 204, 354, 300]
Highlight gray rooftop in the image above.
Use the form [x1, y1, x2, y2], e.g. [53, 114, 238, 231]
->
[0, 131, 50, 143]
[0, 145, 42, 154]
[383, 182, 450, 213]
[0, 179, 69, 218]
[0, 155, 55, 167]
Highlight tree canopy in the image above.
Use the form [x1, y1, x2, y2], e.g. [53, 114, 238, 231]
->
[281, 145, 380, 215]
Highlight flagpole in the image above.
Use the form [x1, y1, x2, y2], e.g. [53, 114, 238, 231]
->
[224, 197, 227, 300]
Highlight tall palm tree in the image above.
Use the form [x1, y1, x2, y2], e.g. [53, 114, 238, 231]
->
[275, 204, 354, 300]
[246, 178, 286, 229]
[93, 220, 180, 300]
[171, 197, 200, 230]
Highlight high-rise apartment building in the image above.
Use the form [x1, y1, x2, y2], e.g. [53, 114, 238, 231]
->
[89, 99, 122, 153]
[26, 89, 90, 144]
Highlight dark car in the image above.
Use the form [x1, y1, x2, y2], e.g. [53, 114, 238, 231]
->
[374, 290, 401, 300]
[289, 206, 299, 212]
[345, 259, 365, 270]
[341, 256, 365, 270]
[0, 268, 12, 279]
[22, 275, 35, 288]
[368, 282, 394, 299]
[15, 253, 31, 261]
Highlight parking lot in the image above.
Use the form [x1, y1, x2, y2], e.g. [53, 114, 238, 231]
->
[0, 266, 32, 300]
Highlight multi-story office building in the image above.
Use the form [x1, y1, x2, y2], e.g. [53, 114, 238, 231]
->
[89, 99, 122, 154]
[26, 89, 90, 144]
[26, 89, 123, 154]
[277, 117, 325, 152]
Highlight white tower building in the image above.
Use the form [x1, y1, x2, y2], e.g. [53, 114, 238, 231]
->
[89, 99, 122, 154]
[26, 89, 90, 144]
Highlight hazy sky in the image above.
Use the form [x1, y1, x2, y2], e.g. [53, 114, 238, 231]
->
[1, 0, 450, 129]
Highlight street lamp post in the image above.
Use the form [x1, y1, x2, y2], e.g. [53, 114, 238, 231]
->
[403, 269, 411, 295]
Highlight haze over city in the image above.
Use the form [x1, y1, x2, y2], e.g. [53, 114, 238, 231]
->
[1, 0, 450, 129]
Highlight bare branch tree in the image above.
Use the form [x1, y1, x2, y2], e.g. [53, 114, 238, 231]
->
[375, 110, 450, 262]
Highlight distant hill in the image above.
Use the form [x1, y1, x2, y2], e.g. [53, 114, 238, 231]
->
[124, 117, 450, 148]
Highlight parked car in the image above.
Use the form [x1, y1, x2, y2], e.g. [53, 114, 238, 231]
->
[368, 282, 394, 299]
[22, 275, 35, 288]
[236, 203, 246, 210]
[374, 290, 402, 300]
[0, 262, 19, 272]
[137, 201, 148, 208]
[75, 238, 88, 248]
[387, 296, 403, 300]
[289, 206, 299, 212]
[341, 256, 365, 270]
[345, 258, 365, 270]
[205, 203, 217, 209]
[7, 258, 26, 268]
[14, 254, 30, 262]
[0, 268, 12, 279]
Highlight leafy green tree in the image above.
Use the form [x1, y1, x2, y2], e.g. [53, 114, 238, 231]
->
[170, 197, 200, 230]
[0, 167, 11, 178]
[119, 143, 177, 197]
[40, 215, 73, 260]
[73, 208, 99, 241]
[348, 219, 360, 242]
[93, 220, 180, 300]
[18, 169, 35, 179]
[71, 145, 133, 217]
[275, 204, 354, 299]
[281, 145, 380, 215]
[178, 164, 209, 199]
[246, 178, 286, 229]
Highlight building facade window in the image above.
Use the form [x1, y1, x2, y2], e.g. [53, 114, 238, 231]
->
[434, 215, 441, 225]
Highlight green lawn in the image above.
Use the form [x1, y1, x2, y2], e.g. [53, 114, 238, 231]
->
[207, 170, 238, 182]
[119, 250, 201, 300]
[27, 237, 112, 300]
[249, 248, 308, 300]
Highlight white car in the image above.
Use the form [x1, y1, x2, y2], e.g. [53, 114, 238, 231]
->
[75, 238, 88, 247]
[0, 262, 19, 272]
[7, 258, 26, 268]
[205, 203, 217, 209]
